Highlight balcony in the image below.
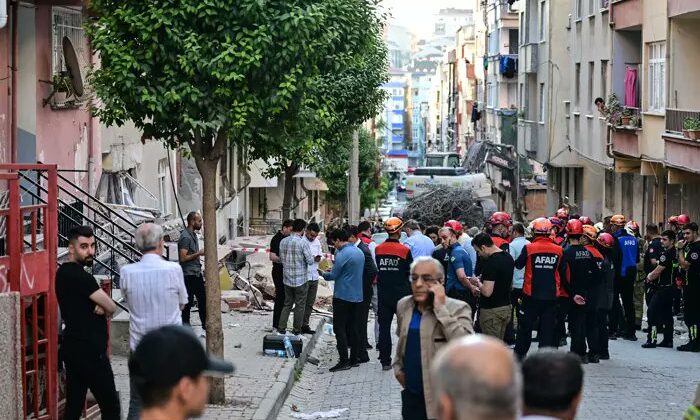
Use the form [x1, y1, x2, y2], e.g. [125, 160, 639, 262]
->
[521, 43, 538, 74]
[518, 120, 539, 155]
[611, 127, 640, 158]
[611, 0, 642, 29]
[668, 0, 700, 19]
[663, 108, 700, 174]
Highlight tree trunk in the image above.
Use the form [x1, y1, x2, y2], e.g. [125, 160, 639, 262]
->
[281, 163, 298, 220]
[196, 157, 226, 404]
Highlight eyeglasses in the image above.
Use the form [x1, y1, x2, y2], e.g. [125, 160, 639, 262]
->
[410, 275, 442, 284]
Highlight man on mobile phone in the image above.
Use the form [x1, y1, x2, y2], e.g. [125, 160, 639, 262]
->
[393, 256, 473, 420]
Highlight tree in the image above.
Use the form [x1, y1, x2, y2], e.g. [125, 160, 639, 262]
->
[86, 0, 370, 402]
[315, 128, 386, 211]
[247, 0, 389, 219]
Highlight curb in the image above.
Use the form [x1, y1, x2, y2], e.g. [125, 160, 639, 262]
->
[252, 317, 329, 420]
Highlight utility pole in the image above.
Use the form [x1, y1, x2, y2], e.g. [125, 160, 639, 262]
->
[348, 129, 360, 224]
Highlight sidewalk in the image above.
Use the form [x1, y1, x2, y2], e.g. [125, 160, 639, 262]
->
[111, 309, 327, 420]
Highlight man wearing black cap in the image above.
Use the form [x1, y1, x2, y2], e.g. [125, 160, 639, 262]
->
[129, 325, 234, 420]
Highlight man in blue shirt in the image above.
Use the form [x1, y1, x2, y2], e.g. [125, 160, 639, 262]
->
[611, 215, 639, 340]
[322, 228, 365, 372]
[404, 220, 438, 258]
[438, 227, 475, 310]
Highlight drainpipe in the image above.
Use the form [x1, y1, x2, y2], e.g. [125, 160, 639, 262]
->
[9, 0, 17, 163]
[87, 42, 95, 194]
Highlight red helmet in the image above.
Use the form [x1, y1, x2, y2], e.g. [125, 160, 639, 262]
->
[532, 217, 553, 235]
[678, 214, 691, 226]
[489, 212, 512, 227]
[384, 217, 404, 234]
[548, 216, 563, 229]
[597, 232, 615, 249]
[444, 220, 463, 235]
[579, 216, 593, 226]
[668, 216, 678, 225]
[556, 207, 570, 220]
[565, 219, 584, 236]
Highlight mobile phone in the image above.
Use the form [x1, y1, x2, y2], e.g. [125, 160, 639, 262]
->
[427, 290, 435, 305]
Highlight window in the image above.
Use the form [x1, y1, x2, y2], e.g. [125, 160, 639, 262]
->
[538, 83, 545, 122]
[601, 60, 608, 99]
[509, 29, 519, 54]
[488, 31, 499, 56]
[575, 0, 582, 19]
[157, 159, 170, 215]
[648, 41, 666, 112]
[391, 113, 403, 124]
[52, 7, 87, 76]
[575, 63, 581, 108]
[588, 62, 594, 111]
[487, 83, 497, 108]
[589, 0, 595, 15]
[539, 1, 546, 41]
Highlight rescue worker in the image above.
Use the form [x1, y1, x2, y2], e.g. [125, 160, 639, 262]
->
[625, 221, 645, 331]
[488, 212, 512, 250]
[610, 215, 639, 341]
[643, 230, 677, 349]
[559, 219, 601, 363]
[513, 218, 565, 359]
[677, 222, 700, 352]
[557, 207, 570, 222]
[643, 224, 663, 333]
[669, 216, 680, 234]
[579, 216, 593, 226]
[437, 226, 475, 310]
[549, 217, 565, 246]
[591, 231, 615, 360]
[375, 217, 413, 370]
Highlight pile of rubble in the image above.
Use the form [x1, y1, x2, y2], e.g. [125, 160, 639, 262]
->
[220, 235, 334, 315]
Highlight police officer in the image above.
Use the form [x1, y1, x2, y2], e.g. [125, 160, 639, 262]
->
[643, 224, 663, 331]
[513, 218, 564, 359]
[375, 217, 413, 370]
[643, 230, 677, 349]
[559, 219, 601, 363]
[677, 222, 700, 352]
[610, 215, 639, 341]
[590, 231, 616, 360]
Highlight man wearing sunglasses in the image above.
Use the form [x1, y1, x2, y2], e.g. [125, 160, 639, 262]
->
[392, 256, 474, 420]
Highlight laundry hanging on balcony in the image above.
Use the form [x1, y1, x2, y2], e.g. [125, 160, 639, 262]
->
[499, 55, 518, 78]
[624, 66, 638, 108]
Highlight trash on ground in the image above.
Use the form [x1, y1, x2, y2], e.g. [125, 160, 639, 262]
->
[290, 408, 349, 419]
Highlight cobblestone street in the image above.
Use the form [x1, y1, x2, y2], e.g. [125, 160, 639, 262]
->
[281, 322, 700, 420]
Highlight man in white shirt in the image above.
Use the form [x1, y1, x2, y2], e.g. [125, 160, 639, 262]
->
[301, 222, 323, 334]
[120, 222, 189, 420]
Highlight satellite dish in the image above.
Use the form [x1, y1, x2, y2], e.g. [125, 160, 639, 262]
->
[62, 36, 84, 97]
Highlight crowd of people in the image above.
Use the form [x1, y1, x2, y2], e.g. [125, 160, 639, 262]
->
[266, 207, 700, 419]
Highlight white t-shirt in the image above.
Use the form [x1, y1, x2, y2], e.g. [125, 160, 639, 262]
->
[307, 237, 322, 281]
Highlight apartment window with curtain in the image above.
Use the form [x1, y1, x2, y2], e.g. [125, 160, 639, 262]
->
[648, 41, 666, 112]
[601, 60, 608, 99]
[575, 63, 581, 108]
[538, 83, 545, 122]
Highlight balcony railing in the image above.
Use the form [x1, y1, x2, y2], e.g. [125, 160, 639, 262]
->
[666, 108, 700, 134]
[521, 43, 538, 74]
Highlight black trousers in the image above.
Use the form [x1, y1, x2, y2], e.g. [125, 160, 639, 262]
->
[555, 297, 571, 344]
[182, 274, 207, 329]
[333, 298, 360, 362]
[596, 308, 610, 356]
[503, 288, 523, 344]
[272, 266, 285, 329]
[62, 344, 120, 420]
[620, 270, 637, 335]
[401, 389, 428, 420]
[378, 297, 400, 366]
[570, 304, 598, 357]
[647, 286, 674, 343]
[515, 297, 558, 358]
[356, 288, 373, 360]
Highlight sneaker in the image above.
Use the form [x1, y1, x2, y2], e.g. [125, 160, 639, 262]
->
[579, 354, 589, 364]
[349, 360, 360, 367]
[559, 337, 568, 347]
[382, 364, 392, 371]
[641, 341, 657, 349]
[587, 353, 600, 364]
[623, 334, 638, 342]
[300, 326, 316, 335]
[329, 361, 352, 372]
[358, 356, 370, 363]
[658, 341, 673, 348]
[599, 352, 610, 360]
[677, 342, 693, 351]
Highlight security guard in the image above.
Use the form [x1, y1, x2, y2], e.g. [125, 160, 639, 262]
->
[643, 230, 677, 348]
[374, 217, 413, 370]
[677, 222, 700, 352]
[513, 218, 564, 359]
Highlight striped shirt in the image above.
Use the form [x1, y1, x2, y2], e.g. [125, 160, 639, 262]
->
[119, 253, 188, 351]
[280, 233, 315, 287]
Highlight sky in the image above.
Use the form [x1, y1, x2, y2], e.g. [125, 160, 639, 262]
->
[381, 0, 472, 39]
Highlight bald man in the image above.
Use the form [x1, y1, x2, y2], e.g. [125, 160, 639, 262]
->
[431, 335, 521, 420]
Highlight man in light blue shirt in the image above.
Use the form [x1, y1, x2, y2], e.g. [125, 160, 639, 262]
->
[404, 220, 437, 258]
[322, 228, 365, 372]
[505, 222, 530, 344]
